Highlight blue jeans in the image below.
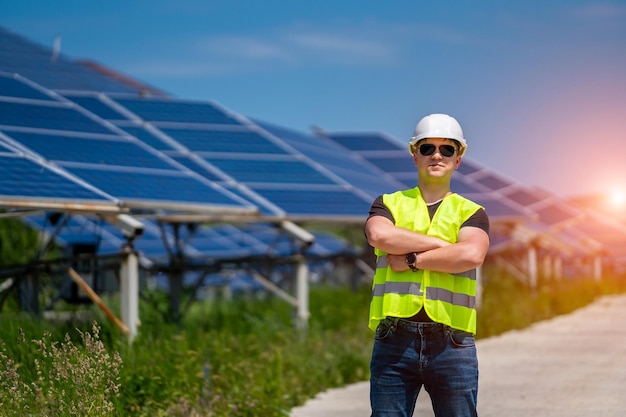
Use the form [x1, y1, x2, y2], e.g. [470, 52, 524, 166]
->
[370, 318, 478, 417]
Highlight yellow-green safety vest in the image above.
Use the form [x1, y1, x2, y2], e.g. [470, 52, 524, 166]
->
[368, 187, 484, 334]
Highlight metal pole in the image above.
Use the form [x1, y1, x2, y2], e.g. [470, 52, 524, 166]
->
[120, 248, 139, 343]
[593, 255, 602, 281]
[295, 255, 310, 333]
[528, 246, 537, 290]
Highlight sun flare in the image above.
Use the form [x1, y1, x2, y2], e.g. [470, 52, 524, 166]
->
[611, 190, 626, 207]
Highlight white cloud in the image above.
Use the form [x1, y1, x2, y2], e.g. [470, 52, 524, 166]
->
[128, 19, 481, 78]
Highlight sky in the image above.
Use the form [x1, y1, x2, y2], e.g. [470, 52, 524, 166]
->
[2, 0, 626, 199]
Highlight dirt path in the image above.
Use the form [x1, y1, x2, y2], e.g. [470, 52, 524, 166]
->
[290, 294, 626, 417]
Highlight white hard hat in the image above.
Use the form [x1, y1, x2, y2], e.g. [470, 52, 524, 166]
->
[408, 113, 467, 156]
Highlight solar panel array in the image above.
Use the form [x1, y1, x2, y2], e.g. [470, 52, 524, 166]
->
[60, 91, 375, 221]
[0, 73, 256, 215]
[3, 25, 626, 273]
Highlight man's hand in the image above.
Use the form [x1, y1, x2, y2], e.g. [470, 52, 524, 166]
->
[387, 254, 410, 272]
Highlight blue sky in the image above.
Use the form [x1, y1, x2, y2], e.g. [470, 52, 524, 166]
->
[2, 1, 626, 198]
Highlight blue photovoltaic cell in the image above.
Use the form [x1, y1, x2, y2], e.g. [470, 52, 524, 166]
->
[5, 131, 174, 170]
[329, 133, 401, 151]
[451, 177, 489, 195]
[253, 189, 370, 216]
[65, 95, 128, 120]
[0, 101, 112, 134]
[320, 167, 400, 198]
[0, 154, 110, 200]
[256, 120, 407, 198]
[64, 166, 240, 205]
[167, 155, 225, 182]
[535, 203, 580, 226]
[471, 196, 528, 218]
[473, 174, 514, 191]
[207, 159, 335, 184]
[112, 97, 243, 125]
[160, 128, 289, 154]
[455, 161, 482, 175]
[365, 156, 416, 173]
[503, 188, 545, 206]
[391, 173, 417, 188]
[0, 75, 54, 101]
[116, 126, 178, 151]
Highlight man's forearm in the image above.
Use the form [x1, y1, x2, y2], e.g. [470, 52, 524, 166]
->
[366, 217, 450, 255]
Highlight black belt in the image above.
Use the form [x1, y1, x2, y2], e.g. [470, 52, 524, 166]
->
[386, 317, 449, 334]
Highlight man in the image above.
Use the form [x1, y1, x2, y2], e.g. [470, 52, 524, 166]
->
[365, 113, 490, 417]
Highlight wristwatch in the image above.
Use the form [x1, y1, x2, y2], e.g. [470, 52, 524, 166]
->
[405, 252, 419, 272]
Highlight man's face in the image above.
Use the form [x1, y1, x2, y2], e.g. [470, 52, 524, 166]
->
[412, 137, 462, 180]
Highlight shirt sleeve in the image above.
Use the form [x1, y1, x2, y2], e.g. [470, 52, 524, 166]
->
[367, 195, 395, 224]
[462, 208, 489, 236]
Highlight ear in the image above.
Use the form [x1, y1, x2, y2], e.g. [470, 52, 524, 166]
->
[454, 156, 462, 169]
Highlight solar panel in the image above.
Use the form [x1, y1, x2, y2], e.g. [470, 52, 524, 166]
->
[0, 27, 150, 94]
[112, 97, 243, 125]
[255, 120, 407, 200]
[329, 132, 401, 151]
[502, 187, 547, 206]
[61, 92, 374, 220]
[0, 100, 113, 133]
[0, 153, 113, 202]
[471, 173, 515, 192]
[0, 74, 257, 216]
[64, 95, 129, 120]
[450, 177, 491, 195]
[0, 148, 122, 213]
[0, 74, 56, 101]
[160, 128, 289, 154]
[533, 202, 582, 226]
[116, 125, 177, 151]
[5, 131, 175, 169]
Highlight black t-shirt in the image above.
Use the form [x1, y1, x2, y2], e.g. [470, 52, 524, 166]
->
[367, 195, 490, 235]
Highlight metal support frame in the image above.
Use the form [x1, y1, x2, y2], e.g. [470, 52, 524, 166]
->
[248, 255, 311, 332]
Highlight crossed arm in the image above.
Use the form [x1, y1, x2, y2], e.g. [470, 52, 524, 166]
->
[365, 215, 490, 274]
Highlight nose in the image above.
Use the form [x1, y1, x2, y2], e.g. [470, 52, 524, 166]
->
[430, 149, 444, 159]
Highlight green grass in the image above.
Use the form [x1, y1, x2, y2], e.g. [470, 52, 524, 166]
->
[1, 271, 625, 416]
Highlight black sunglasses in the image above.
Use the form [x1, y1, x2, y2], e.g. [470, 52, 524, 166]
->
[418, 143, 457, 157]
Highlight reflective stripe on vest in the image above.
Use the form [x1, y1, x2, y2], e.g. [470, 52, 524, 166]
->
[368, 188, 483, 334]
